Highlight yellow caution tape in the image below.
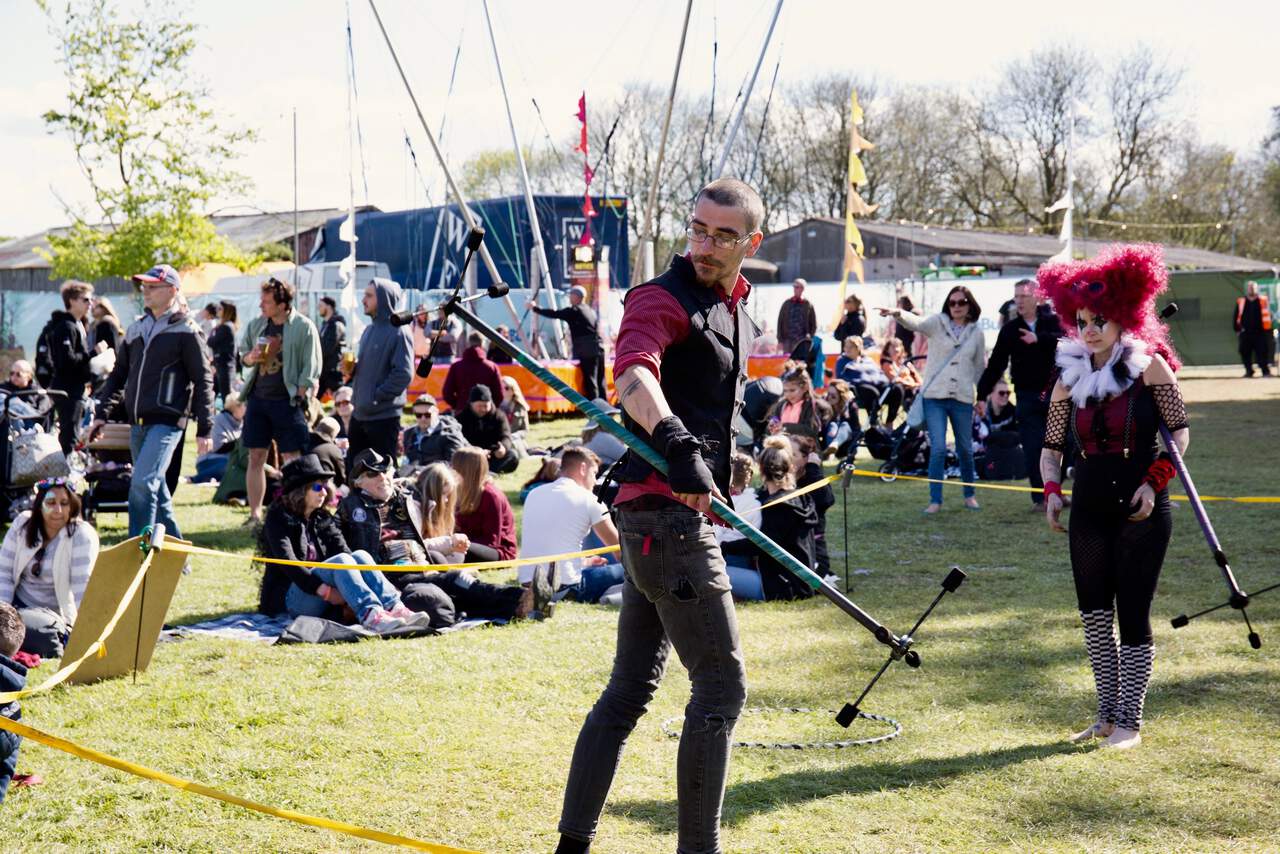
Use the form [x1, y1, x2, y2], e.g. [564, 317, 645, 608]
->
[161, 541, 620, 572]
[0, 716, 478, 852]
[846, 467, 1280, 503]
[0, 551, 154, 703]
[758, 472, 844, 510]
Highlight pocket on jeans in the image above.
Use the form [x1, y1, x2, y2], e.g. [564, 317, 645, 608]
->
[666, 526, 731, 601]
[619, 530, 667, 603]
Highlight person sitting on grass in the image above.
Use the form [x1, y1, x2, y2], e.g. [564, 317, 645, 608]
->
[190, 394, 245, 485]
[337, 450, 534, 624]
[457, 384, 519, 474]
[257, 454, 428, 634]
[755, 443, 819, 601]
[519, 447, 621, 604]
[0, 478, 100, 658]
[307, 416, 347, 488]
[400, 393, 465, 475]
[0, 602, 28, 804]
[450, 446, 518, 562]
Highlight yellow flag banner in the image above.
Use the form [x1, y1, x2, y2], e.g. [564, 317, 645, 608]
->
[850, 90, 864, 125]
[851, 125, 875, 152]
[850, 189, 878, 218]
[848, 152, 867, 188]
[845, 215, 864, 257]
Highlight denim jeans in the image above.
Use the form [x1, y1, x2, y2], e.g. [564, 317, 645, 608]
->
[128, 423, 185, 538]
[284, 550, 401, 621]
[559, 504, 747, 854]
[555, 563, 626, 604]
[922, 397, 976, 504]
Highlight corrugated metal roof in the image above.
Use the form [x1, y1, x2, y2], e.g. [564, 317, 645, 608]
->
[778, 217, 1274, 272]
[0, 207, 372, 270]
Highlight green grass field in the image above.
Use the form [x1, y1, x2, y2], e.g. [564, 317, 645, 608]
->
[5, 376, 1280, 853]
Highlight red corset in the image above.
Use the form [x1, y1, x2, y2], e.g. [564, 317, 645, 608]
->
[1074, 379, 1142, 457]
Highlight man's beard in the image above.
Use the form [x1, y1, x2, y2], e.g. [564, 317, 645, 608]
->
[691, 254, 727, 288]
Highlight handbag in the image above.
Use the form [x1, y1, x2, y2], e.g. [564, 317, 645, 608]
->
[9, 426, 70, 486]
[905, 325, 977, 430]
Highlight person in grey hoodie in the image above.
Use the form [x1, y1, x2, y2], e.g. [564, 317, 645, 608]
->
[349, 278, 414, 459]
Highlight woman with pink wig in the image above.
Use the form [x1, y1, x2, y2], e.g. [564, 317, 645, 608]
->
[1038, 244, 1189, 751]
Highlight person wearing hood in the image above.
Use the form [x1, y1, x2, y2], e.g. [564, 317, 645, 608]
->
[441, 332, 503, 413]
[317, 295, 347, 398]
[349, 278, 414, 459]
[237, 277, 321, 526]
[37, 280, 97, 455]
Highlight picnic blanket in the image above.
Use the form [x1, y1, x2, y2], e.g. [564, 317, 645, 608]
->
[161, 613, 501, 645]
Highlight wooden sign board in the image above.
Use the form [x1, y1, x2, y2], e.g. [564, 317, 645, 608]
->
[62, 535, 187, 685]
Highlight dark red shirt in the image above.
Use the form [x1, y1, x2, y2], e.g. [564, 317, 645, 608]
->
[613, 258, 751, 507]
[455, 480, 518, 560]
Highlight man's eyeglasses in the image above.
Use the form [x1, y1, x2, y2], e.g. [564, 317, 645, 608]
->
[685, 225, 753, 250]
[414, 412, 433, 420]
[335, 400, 353, 407]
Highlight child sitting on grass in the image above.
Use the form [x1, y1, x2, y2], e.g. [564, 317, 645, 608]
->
[0, 602, 28, 804]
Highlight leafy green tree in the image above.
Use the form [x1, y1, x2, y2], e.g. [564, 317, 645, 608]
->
[37, 0, 254, 279]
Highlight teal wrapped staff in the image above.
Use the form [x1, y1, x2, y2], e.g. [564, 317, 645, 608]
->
[444, 296, 910, 654]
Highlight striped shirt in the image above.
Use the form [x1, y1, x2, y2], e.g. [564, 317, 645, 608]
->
[0, 520, 95, 612]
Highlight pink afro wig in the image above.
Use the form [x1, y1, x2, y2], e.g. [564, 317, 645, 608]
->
[1036, 243, 1180, 370]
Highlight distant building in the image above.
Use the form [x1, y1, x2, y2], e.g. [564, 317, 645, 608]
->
[757, 217, 1273, 282]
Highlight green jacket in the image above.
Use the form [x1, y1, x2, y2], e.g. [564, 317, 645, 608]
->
[238, 310, 322, 399]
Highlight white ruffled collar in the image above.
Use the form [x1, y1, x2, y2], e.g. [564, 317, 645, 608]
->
[1056, 335, 1152, 408]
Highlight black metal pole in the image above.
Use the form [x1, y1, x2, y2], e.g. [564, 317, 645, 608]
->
[444, 297, 908, 654]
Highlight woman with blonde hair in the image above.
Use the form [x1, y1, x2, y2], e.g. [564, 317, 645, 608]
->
[499, 375, 530, 457]
[89, 296, 124, 354]
[450, 446, 517, 562]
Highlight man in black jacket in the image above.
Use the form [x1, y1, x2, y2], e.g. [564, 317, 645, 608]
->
[317, 296, 347, 397]
[457, 384, 517, 473]
[975, 279, 1064, 509]
[89, 264, 215, 537]
[400, 393, 465, 472]
[532, 285, 605, 400]
[38, 280, 97, 454]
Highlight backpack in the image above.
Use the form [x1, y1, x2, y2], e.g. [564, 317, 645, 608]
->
[34, 321, 56, 388]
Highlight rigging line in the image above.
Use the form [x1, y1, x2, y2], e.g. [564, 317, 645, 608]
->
[745, 42, 783, 185]
[345, 0, 371, 202]
[700, 5, 719, 185]
[530, 97, 578, 188]
[438, 18, 466, 145]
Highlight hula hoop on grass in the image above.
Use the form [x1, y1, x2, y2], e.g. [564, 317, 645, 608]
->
[660, 706, 902, 750]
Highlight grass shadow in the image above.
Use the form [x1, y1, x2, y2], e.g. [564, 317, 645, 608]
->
[608, 738, 1079, 831]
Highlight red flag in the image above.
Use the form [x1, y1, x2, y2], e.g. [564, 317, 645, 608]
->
[582, 195, 597, 218]
[583, 162, 595, 186]
[575, 92, 589, 155]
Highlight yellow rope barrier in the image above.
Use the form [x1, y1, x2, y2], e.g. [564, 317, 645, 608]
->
[0, 717, 478, 852]
[160, 541, 620, 572]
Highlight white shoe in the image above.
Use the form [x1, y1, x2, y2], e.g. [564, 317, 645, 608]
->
[1100, 727, 1141, 750]
[1069, 721, 1115, 743]
[361, 607, 407, 634]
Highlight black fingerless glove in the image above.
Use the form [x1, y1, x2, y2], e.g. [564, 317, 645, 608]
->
[651, 416, 715, 495]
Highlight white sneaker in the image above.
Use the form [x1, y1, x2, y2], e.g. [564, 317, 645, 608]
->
[361, 607, 407, 634]
[1100, 727, 1141, 750]
[1069, 721, 1115, 743]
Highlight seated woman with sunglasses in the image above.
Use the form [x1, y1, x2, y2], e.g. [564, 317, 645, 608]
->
[0, 478, 100, 657]
[879, 286, 987, 514]
[257, 455, 429, 634]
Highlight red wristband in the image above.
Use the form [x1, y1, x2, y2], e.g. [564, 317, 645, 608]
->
[1143, 456, 1176, 492]
[1043, 481, 1063, 500]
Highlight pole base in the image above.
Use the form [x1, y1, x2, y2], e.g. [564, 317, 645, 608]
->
[835, 703, 860, 729]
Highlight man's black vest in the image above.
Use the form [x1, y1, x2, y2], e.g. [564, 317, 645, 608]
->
[615, 255, 759, 494]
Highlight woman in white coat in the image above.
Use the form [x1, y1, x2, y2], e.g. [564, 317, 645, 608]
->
[0, 478, 99, 657]
[881, 285, 987, 514]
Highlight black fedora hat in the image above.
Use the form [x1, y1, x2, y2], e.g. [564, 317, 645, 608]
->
[281, 454, 335, 493]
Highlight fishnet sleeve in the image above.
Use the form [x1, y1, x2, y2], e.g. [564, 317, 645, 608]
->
[1043, 398, 1072, 452]
[1150, 383, 1188, 431]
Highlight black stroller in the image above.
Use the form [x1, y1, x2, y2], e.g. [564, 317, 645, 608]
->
[0, 388, 68, 523]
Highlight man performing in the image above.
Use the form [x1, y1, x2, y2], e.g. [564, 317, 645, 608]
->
[532, 285, 605, 401]
[555, 177, 763, 854]
[1038, 244, 1190, 751]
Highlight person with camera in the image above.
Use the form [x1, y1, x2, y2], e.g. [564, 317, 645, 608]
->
[238, 277, 321, 526]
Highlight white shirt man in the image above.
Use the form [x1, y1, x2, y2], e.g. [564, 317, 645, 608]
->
[518, 447, 622, 603]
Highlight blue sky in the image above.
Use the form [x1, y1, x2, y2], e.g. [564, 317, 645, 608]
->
[2, 0, 1277, 238]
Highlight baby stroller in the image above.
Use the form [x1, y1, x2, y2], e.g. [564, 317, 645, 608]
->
[80, 418, 133, 524]
[0, 389, 68, 523]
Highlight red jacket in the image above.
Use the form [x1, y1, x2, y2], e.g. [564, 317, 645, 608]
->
[441, 346, 503, 412]
[455, 480, 518, 560]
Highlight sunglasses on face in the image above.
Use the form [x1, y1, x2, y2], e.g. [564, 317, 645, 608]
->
[309, 482, 328, 493]
[336, 400, 352, 407]
[414, 412, 433, 419]
[948, 298, 970, 308]
[995, 391, 1011, 397]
